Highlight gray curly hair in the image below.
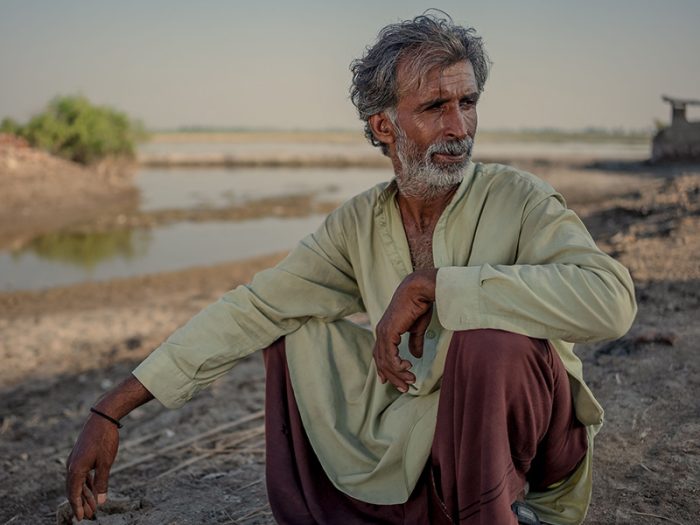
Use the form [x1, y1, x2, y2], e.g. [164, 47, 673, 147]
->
[350, 11, 491, 155]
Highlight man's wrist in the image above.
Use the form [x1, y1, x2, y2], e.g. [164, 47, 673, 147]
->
[89, 407, 123, 428]
[92, 375, 154, 422]
[409, 268, 438, 301]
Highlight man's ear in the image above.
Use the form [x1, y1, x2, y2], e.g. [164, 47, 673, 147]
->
[368, 112, 396, 147]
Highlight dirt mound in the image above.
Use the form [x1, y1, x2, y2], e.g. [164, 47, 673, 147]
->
[0, 134, 138, 250]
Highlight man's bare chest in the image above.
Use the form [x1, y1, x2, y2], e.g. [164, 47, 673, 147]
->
[404, 224, 435, 271]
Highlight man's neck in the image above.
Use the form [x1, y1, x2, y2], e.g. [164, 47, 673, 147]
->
[395, 184, 459, 232]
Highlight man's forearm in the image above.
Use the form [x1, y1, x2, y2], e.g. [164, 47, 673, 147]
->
[92, 374, 154, 421]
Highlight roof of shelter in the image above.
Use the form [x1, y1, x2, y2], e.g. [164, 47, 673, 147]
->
[663, 95, 700, 107]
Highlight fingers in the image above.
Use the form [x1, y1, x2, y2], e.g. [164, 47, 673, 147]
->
[66, 468, 86, 521]
[68, 469, 103, 521]
[86, 470, 107, 505]
[82, 482, 97, 519]
[93, 463, 110, 504]
[408, 307, 432, 359]
[408, 331, 425, 359]
[383, 365, 415, 393]
[374, 341, 415, 393]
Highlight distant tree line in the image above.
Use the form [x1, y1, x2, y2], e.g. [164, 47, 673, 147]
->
[0, 95, 147, 164]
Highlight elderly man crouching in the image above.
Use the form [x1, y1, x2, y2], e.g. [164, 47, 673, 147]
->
[66, 13, 636, 525]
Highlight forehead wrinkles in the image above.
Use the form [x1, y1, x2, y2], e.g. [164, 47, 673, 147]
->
[396, 53, 469, 101]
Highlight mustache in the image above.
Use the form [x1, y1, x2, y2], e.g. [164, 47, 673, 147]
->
[426, 137, 473, 157]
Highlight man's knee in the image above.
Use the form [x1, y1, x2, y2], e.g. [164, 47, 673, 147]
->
[448, 329, 549, 375]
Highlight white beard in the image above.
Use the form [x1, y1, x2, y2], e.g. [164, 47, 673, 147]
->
[394, 126, 473, 199]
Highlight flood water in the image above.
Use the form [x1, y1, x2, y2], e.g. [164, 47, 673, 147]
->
[0, 164, 393, 292]
[140, 140, 650, 161]
[137, 166, 391, 211]
[0, 140, 650, 292]
[0, 216, 326, 291]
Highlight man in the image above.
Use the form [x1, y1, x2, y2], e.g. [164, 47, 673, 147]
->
[66, 13, 636, 524]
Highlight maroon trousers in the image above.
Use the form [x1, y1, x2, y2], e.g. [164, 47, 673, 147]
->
[263, 329, 588, 524]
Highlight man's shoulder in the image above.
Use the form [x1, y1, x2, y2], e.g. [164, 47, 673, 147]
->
[333, 180, 393, 217]
[473, 162, 560, 201]
[318, 180, 392, 238]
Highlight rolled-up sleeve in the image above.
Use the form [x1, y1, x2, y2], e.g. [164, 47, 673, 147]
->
[133, 208, 363, 408]
[435, 194, 637, 343]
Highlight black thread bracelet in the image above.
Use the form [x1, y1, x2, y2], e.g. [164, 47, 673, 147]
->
[90, 407, 123, 429]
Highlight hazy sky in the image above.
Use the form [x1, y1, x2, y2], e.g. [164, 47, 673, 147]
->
[1, 0, 698, 131]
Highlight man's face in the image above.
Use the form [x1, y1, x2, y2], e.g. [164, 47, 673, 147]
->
[390, 60, 479, 196]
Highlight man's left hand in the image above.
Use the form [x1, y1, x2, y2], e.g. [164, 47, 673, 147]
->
[373, 269, 438, 393]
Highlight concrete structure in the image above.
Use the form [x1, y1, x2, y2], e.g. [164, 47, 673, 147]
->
[652, 96, 700, 161]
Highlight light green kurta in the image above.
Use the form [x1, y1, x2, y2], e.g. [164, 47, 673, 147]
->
[133, 161, 636, 525]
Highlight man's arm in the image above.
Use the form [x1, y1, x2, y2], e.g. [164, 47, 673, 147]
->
[373, 194, 637, 392]
[131, 212, 362, 410]
[65, 206, 362, 518]
[66, 375, 153, 520]
[434, 195, 637, 342]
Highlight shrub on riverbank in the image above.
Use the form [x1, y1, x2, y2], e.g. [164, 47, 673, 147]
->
[0, 96, 147, 165]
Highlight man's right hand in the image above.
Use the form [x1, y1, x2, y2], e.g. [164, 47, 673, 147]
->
[65, 375, 154, 520]
[373, 269, 437, 393]
[66, 414, 119, 520]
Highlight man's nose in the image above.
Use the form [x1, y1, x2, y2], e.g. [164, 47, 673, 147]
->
[443, 106, 468, 140]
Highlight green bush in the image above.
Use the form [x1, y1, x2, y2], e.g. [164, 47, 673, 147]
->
[2, 95, 147, 164]
[0, 117, 21, 135]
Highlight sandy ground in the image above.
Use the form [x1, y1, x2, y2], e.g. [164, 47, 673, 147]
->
[0, 151, 699, 524]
